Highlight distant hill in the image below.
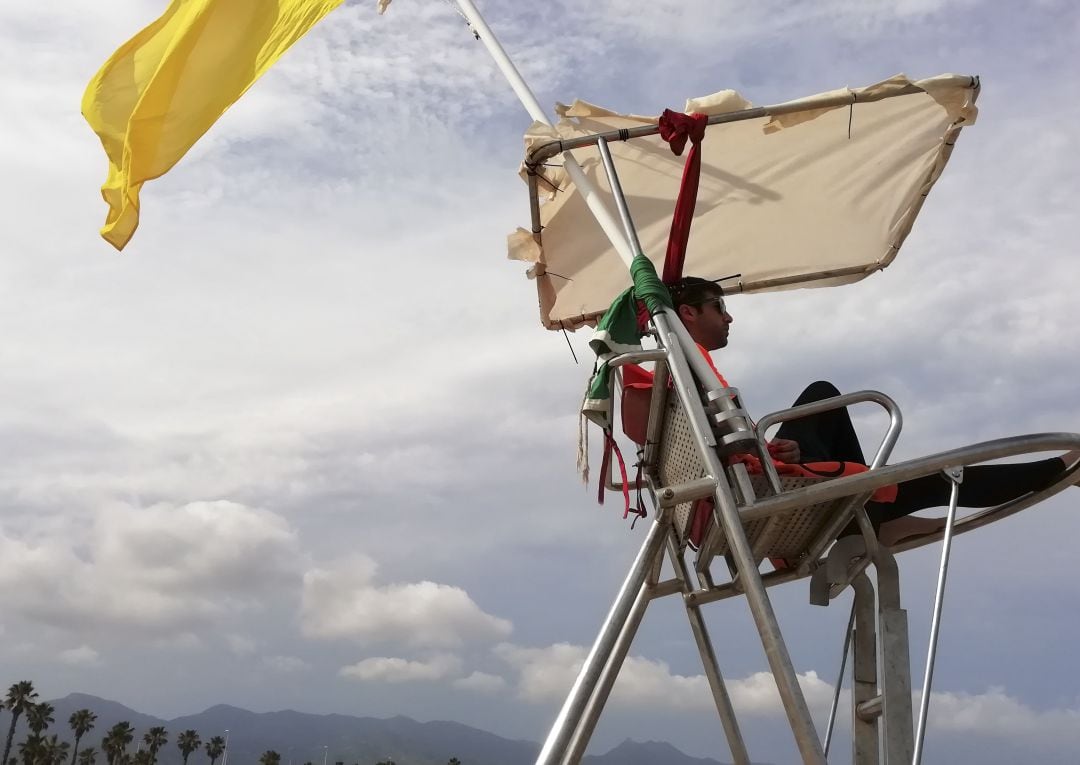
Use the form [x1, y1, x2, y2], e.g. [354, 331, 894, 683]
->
[0, 693, 765, 765]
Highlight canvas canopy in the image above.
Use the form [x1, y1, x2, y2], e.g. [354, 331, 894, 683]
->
[507, 74, 979, 330]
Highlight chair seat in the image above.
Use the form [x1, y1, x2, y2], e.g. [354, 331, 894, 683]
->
[655, 391, 859, 569]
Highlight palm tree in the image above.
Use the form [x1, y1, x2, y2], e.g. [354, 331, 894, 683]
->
[257, 752, 280, 765]
[68, 711, 97, 765]
[202, 738, 224, 765]
[101, 723, 133, 765]
[77, 749, 97, 765]
[17, 734, 43, 765]
[174, 732, 200, 765]
[2, 682, 39, 765]
[448, 759, 461, 765]
[130, 753, 150, 765]
[41, 736, 70, 765]
[140, 729, 166, 765]
[25, 705, 54, 736]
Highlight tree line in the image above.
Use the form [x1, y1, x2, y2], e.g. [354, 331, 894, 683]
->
[3, 682, 462, 765]
[2, 681, 221, 765]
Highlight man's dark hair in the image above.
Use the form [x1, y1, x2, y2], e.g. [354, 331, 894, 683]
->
[667, 276, 724, 309]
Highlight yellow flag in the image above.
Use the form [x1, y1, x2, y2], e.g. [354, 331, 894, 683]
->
[82, 0, 345, 250]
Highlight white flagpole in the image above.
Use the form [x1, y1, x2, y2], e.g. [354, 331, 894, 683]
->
[450, 0, 635, 269]
[449, 0, 727, 410]
[448, 8, 771, 765]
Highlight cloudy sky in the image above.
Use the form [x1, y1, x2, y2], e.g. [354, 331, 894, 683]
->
[2, 1, 1079, 763]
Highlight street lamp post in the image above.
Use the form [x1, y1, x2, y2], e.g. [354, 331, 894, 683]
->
[322, 745, 328, 765]
[222, 730, 230, 765]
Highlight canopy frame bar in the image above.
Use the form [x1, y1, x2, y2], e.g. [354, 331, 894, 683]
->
[524, 76, 978, 305]
[524, 77, 977, 167]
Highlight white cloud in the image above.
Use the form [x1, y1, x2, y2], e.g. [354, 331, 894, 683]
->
[494, 643, 585, 705]
[928, 687, 1080, 744]
[300, 555, 512, 648]
[339, 654, 462, 683]
[566, 0, 985, 49]
[0, 501, 300, 635]
[497, 640, 1080, 751]
[226, 634, 258, 656]
[263, 655, 309, 673]
[724, 670, 837, 716]
[151, 632, 203, 651]
[58, 645, 101, 667]
[452, 671, 507, 694]
[498, 642, 845, 715]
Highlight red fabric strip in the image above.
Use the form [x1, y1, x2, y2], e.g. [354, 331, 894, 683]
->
[598, 430, 633, 518]
[657, 110, 709, 284]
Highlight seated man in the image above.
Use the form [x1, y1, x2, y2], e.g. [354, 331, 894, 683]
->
[667, 276, 1078, 545]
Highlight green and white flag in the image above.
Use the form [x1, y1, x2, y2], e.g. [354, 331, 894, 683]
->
[581, 255, 672, 430]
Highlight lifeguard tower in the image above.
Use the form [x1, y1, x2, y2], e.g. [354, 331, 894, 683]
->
[440, 4, 1080, 761]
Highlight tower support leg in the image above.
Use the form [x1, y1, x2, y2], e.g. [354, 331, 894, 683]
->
[535, 516, 669, 765]
[851, 574, 880, 765]
[563, 581, 651, 764]
[876, 552, 914, 765]
[668, 535, 751, 765]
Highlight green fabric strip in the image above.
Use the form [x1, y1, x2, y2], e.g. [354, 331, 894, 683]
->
[581, 255, 672, 429]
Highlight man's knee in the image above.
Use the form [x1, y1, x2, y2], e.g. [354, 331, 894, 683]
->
[795, 380, 841, 405]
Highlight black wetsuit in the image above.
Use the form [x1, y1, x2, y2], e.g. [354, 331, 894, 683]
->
[775, 381, 1065, 529]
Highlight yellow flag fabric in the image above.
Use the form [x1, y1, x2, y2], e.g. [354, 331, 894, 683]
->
[82, 0, 345, 250]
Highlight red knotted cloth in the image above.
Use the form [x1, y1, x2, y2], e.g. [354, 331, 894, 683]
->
[658, 109, 709, 283]
[634, 110, 709, 332]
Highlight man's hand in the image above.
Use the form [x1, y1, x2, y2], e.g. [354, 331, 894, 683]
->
[768, 438, 801, 464]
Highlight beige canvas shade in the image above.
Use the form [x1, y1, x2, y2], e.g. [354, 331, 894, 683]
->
[507, 74, 979, 330]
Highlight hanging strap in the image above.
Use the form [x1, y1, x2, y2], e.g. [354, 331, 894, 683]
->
[631, 455, 647, 524]
[658, 109, 709, 283]
[598, 429, 633, 517]
[597, 430, 612, 505]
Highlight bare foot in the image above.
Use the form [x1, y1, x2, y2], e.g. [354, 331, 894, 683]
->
[879, 515, 947, 547]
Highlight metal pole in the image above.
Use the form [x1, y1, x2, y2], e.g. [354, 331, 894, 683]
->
[876, 549, 914, 765]
[525, 78, 979, 165]
[824, 601, 856, 757]
[535, 517, 669, 765]
[594, 134, 825, 764]
[912, 468, 963, 765]
[666, 534, 752, 765]
[562, 583, 652, 764]
[451, 0, 635, 267]
[592, 137, 748, 397]
[850, 575, 880, 765]
[452, 0, 771, 393]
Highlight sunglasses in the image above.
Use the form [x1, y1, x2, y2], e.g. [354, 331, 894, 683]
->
[695, 297, 728, 314]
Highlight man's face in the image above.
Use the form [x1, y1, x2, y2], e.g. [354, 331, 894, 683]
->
[678, 294, 733, 351]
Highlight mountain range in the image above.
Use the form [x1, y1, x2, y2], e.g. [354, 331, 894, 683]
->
[0, 693, 766, 765]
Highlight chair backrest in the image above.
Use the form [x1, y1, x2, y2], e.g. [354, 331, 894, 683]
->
[649, 382, 851, 572]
